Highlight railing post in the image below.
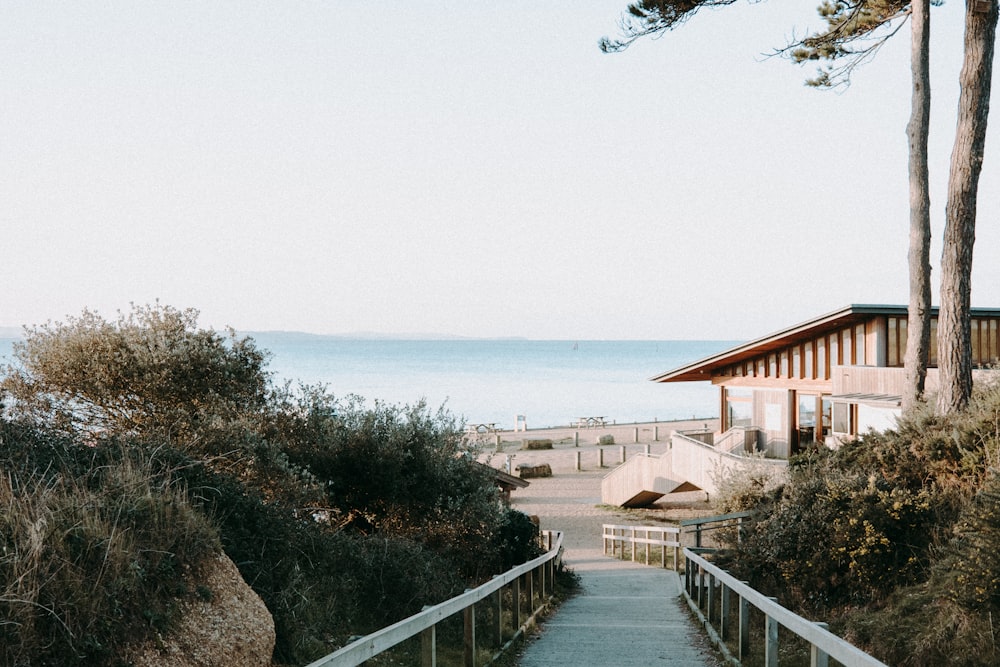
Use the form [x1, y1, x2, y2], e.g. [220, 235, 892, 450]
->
[654, 425, 659, 441]
[706, 573, 715, 623]
[811, 622, 830, 667]
[494, 587, 503, 647]
[739, 587, 750, 661]
[464, 595, 476, 667]
[527, 569, 535, 613]
[631, 526, 636, 562]
[765, 598, 779, 667]
[598, 448, 604, 467]
[620, 444, 626, 464]
[539, 560, 547, 601]
[512, 577, 521, 631]
[575, 450, 581, 471]
[696, 565, 705, 609]
[421, 606, 436, 667]
[644, 443, 651, 454]
[720, 583, 732, 640]
[673, 544, 680, 572]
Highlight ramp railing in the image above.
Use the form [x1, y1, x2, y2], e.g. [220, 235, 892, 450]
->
[305, 530, 563, 667]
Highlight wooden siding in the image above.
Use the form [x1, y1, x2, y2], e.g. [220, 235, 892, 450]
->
[832, 365, 906, 396]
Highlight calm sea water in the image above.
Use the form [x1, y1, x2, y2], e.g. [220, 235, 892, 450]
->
[0, 335, 735, 429]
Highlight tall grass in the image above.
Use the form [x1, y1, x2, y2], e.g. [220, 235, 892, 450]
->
[0, 447, 219, 666]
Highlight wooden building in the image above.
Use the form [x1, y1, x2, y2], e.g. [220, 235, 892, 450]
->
[651, 304, 1000, 459]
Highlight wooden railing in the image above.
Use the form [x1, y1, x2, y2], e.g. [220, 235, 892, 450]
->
[305, 530, 563, 667]
[602, 523, 681, 569]
[680, 511, 752, 548]
[683, 548, 887, 667]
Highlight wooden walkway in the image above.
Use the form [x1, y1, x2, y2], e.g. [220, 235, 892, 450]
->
[517, 552, 718, 666]
[507, 460, 720, 667]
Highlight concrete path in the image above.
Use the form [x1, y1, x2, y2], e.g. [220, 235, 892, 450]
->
[504, 443, 722, 667]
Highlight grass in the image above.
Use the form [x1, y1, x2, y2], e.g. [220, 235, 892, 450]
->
[0, 449, 220, 666]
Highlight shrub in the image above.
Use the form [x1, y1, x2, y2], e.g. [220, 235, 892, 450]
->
[522, 439, 553, 450]
[710, 452, 786, 513]
[598, 435, 614, 446]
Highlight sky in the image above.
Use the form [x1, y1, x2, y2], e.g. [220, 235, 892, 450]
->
[2, 1, 999, 341]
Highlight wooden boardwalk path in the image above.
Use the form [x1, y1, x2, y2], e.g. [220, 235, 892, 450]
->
[505, 446, 721, 667]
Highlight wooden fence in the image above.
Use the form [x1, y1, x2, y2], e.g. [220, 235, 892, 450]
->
[304, 530, 563, 667]
[602, 523, 681, 569]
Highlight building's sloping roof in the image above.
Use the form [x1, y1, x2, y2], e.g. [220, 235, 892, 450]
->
[651, 304, 1000, 384]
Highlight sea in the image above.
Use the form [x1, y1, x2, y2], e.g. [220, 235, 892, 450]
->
[0, 334, 736, 429]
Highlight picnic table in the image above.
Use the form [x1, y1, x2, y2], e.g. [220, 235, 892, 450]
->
[573, 416, 607, 428]
[465, 423, 498, 434]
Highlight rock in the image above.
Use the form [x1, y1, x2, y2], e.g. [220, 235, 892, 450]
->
[517, 463, 552, 479]
[128, 553, 275, 667]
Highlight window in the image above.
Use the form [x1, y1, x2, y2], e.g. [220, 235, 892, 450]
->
[833, 402, 853, 434]
[769, 354, 777, 377]
[842, 329, 852, 365]
[830, 334, 840, 366]
[804, 341, 814, 379]
[792, 346, 801, 378]
[725, 388, 752, 429]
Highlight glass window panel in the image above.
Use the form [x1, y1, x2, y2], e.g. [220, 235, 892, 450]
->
[842, 329, 852, 365]
[769, 354, 777, 377]
[972, 319, 982, 365]
[990, 320, 1000, 364]
[818, 337, 827, 379]
[855, 325, 866, 364]
[820, 397, 832, 438]
[930, 318, 938, 366]
[899, 318, 908, 364]
[780, 351, 789, 377]
[888, 318, 898, 366]
[830, 334, 840, 366]
[805, 342, 814, 379]
[758, 358, 765, 377]
[727, 400, 752, 428]
[833, 402, 851, 433]
[792, 346, 801, 378]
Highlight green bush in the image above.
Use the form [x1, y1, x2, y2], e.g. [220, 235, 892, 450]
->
[598, 435, 614, 446]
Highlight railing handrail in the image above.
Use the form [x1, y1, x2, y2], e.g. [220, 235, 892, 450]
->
[305, 530, 564, 667]
[684, 548, 888, 666]
[679, 511, 752, 528]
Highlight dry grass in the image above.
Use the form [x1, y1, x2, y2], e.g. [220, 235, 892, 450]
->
[0, 450, 219, 666]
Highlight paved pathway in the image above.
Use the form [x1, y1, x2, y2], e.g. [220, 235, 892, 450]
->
[503, 442, 721, 667]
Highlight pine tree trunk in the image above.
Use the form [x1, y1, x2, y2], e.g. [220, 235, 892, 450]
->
[938, 0, 998, 414]
[903, 0, 933, 412]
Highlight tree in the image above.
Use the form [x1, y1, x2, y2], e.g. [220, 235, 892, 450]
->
[937, 0, 998, 414]
[602, 0, 997, 415]
[904, 0, 933, 411]
[1, 303, 270, 445]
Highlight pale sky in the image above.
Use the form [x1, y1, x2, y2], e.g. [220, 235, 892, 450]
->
[2, 2, 998, 340]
